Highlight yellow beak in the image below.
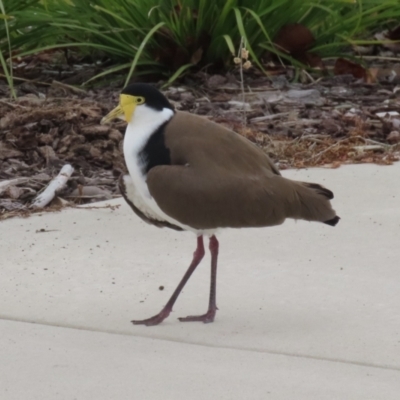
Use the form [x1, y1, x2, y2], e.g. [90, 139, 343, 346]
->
[100, 104, 124, 125]
[100, 94, 138, 125]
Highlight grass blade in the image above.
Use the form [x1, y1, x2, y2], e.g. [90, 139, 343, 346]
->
[161, 63, 194, 88]
[124, 21, 165, 86]
[0, 0, 16, 98]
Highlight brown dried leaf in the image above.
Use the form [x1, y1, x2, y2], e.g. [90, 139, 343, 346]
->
[274, 23, 315, 53]
[190, 47, 203, 65]
[38, 133, 56, 145]
[387, 131, 400, 143]
[37, 145, 57, 161]
[4, 186, 23, 199]
[330, 161, 342, 169]
[273, 24, 323, 67]
[334, 58, 368, 81]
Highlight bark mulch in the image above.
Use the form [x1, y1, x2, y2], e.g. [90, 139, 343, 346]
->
[1, 70, 400, 220]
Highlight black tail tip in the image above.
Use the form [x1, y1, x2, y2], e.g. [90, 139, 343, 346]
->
[305, 183, 334, 200]
[324, 216, 340, 226]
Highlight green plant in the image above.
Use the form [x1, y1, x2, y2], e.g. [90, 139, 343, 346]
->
[1, 0, 400, 86]
[0, 0, 17, 98]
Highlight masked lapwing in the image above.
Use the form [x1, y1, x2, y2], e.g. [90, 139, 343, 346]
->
[101, 83, 339, 326]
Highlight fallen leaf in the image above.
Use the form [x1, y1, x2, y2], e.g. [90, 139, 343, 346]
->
[274, 23, 314, 54]
[38, 145, 57, 161]
[273, 23, 323, 67]
[190, 47, 203, 65]
[330, 161, 342, 169]
[387, 131, 400, 143]
[5, 186, 23, 200]
[334, 58, 370, 81]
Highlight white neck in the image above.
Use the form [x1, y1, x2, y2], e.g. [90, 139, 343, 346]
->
[123, 105, 174, 173]
[123, 105, 173, 197]
[123, 105, 174, 159]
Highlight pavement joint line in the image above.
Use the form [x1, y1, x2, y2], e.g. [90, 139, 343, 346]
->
[2, 316, 400, 373]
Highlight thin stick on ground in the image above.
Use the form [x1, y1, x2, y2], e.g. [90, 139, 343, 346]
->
[31, 164, 74, 209]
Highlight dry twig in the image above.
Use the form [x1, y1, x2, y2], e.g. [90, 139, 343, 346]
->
[31, 164, 74, 209]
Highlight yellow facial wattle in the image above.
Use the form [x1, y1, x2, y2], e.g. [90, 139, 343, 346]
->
[100, 94, 145, 125]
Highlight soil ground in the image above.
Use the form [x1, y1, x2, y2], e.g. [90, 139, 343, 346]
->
[1, 62, 400, 220]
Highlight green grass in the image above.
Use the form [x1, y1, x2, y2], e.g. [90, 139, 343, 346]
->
[1, 0, 400, 86]
[0, 0, 17, 97]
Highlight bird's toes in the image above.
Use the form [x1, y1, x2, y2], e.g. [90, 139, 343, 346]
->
[131, 319, 160, 326]
[178, 310, 216, 323]
[131, 309, 171, 326]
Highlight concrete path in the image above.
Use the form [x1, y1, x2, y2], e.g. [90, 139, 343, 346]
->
[1, 163, 399, 399]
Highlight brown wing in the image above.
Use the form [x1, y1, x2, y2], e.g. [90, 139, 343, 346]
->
[146, 112, 337, 230]
[163, 111, 281, 177]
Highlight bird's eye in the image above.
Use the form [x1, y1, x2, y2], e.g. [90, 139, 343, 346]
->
[136, 97, 145, 105]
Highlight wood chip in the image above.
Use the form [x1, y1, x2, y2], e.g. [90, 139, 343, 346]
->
[80, 125, 110, 136]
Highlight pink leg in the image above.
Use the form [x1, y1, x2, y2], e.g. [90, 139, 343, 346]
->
[132, 236, 205, 326]
[179, 235, 219, 323]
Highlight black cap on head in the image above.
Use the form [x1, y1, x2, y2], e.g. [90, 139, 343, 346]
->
[121, 83, 174, 112]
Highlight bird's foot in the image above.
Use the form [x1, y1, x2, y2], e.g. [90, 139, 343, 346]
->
[178, 308, 217, 324]
[131, 308, 171, 326]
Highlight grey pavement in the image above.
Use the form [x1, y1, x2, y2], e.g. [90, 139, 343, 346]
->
[1, 163, 399, 399]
